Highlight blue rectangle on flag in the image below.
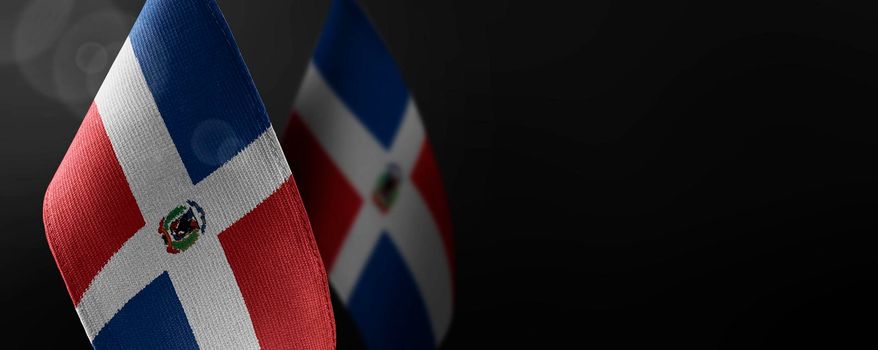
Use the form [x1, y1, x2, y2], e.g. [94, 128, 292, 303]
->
[92, 272, 198, 350]
[129, 0, 270, 184]
[313, 0, 409, 149]
[348, 234, 435, 349]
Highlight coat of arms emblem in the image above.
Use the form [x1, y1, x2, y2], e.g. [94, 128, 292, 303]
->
[158, 200, 206, 254]
[372, 163, 402, 213]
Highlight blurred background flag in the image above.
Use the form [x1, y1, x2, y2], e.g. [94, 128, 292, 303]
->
[42, 0, 335, 348]
[283, 0, 455, 348]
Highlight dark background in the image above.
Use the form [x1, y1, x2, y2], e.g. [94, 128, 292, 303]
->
[3, 0, 878, 348]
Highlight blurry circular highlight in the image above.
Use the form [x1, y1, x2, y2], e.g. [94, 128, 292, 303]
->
[17, 6, 132, 116]
[75, 42, 110, 75]
[12, 0, 76, 63]
[192, 120, 245, 166]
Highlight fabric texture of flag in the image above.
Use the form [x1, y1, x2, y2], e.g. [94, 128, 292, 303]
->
[42, 0, 335, 348]
[283, 0, 455, 348]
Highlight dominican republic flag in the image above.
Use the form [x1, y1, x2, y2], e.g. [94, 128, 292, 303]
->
[43, 0, 335, 348]
[283, 0, 454, 348]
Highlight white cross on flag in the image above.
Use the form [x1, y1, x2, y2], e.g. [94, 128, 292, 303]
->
[43, 0, 335, 348]
[282, 0, 455, 348]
